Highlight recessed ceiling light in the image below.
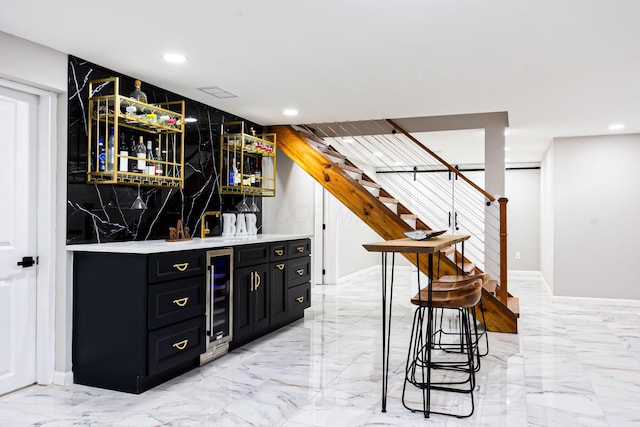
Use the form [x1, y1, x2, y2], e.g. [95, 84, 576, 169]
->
[163, 53, 186, 63]
[373, 151, 383, 157]
[504, 147, 511, 151]
[283, 109, 298, 116]
[608, 123, 624, 130]
[342, 137, 354, 143]
[184, 117, 197, 123]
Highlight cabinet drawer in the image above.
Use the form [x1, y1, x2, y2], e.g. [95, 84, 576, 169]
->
[148, 316, 205, 376]
[149, 250, 204, 283]
[269, 242, 287, 262]
[288, 283, 311, 311]
[148, 276, 205, 330]
[288, 257, 311, 286]
[235, 244, 269, 267]
[288, 239, 311, 259]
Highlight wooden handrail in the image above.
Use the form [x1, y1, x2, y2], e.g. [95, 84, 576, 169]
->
[385, 118, 496, 203]
[498, 197, 509, 304]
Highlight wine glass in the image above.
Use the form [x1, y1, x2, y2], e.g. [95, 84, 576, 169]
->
[130, 184, 147, 210]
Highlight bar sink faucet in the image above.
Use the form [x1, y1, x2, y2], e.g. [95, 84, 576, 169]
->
[200, 211, 221, 238]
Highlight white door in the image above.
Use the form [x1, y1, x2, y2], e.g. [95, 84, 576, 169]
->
[0, 85, 38, 395]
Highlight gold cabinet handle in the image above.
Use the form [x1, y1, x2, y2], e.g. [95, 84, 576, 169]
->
[172, 262, 189, 272]
[296, 247, 304, 253]
[275, 263, 285, 270]
[296, 269, 304, 276]
[172, 339, 188, 350]
[250, 271, 254, 292]
[172, 297, 189, 307]
[296, 296, 304, 303]
[274, 249, 284, 256]
[254, 270, 261, 290]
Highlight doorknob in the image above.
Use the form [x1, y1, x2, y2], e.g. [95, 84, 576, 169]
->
[17, 256, 37, 268]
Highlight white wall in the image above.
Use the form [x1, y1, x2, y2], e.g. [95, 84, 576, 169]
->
[540, 144, 555, 292]
[332, 194, 381, 278]
[551, 134, 640, 299]
[505, 168, 540, 271]
[0, 32, 69, 383]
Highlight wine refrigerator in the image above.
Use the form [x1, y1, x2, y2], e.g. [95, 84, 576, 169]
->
[200, 248, 234, 365]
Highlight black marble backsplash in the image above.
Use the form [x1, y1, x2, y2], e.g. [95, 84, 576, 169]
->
[67, 55, 262, 244]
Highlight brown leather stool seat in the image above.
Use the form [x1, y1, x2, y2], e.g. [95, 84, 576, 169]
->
[430, 272, 490, 362]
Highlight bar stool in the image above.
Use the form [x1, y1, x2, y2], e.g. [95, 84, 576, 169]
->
[402, 279, 483, 418]
[431, 272, 490, 369]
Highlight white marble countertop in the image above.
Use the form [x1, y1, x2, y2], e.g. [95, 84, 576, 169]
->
[66, 234, 311, 254]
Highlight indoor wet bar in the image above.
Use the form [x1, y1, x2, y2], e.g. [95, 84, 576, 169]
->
[3, 4, 640, 424]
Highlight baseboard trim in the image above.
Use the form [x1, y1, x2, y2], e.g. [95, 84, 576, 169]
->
[53, 370, 73, 386]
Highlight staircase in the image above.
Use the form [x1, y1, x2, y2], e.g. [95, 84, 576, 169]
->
[273, 124, 519, 333]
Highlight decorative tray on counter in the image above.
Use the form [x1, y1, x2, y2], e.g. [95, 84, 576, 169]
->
[403, 230, 447, 240]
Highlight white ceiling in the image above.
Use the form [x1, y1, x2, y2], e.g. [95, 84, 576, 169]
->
[2, 0, 640, 164]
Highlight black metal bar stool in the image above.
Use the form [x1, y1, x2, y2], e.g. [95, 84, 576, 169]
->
[402, 278, 483, 418]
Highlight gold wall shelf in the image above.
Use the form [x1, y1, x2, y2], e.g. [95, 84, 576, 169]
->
[220, 121, 276, 197]
[87, 77, 185, 189]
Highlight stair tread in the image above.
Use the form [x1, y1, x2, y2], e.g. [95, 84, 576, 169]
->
[358, 179, 381, 189]
[378, 196, 398, 204]
[321, 148, 347, 160]
[400, 213, 418, 219]
[484, 279, 498, 294]
[439, 245, 455, 256]
[456, 261, 476, 274]
[341, 164, 363, 173]
[508, 296, 520, 316]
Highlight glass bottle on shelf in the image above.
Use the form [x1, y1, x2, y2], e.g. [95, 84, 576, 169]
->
[136, 136, 147, 172]
[107, 127, 115, 172]
[119, 133, 128, 172]
[154, 145, 163, 176]
[253, 158, 261, 188]
[146, 140, 155, 175]
[129, 80, 148, 104]
[98, 137, 106, 172]
[129, 136, 137, 172]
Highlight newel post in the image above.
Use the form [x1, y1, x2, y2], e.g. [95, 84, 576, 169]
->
[498, 197, 509, 304]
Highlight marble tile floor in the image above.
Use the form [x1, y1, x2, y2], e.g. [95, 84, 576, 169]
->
[1, 268, 640, 426]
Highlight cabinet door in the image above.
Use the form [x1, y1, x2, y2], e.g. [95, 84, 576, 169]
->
[233, 266, 254, 345]
[270, 261, 288, 328]
[252, 264, 270, 336]
[233, 264, 270, 345]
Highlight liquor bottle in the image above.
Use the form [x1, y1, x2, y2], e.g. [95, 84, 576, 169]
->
[233, 157, 240, 186]
[243, 157, 252, 186]
[119, 133, 128, 172]
[146, 140, 155, 175]
[136, 136, 147, 172]
[248, 157, 256, 186]
[129, 136, 137, 172]
[97, 137, 106, 172]
[154, 145, 163, 176]
[253, 158, 261, 187]
[107, 127, 115, 172]
[129, 80, 148, 104]
[226, 154, 234, 185]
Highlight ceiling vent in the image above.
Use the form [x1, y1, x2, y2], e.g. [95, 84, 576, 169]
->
[198, 86, 237, 99]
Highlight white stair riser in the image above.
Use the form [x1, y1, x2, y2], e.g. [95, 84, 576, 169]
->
[403, 218, 416, 228]
[383, 202, 397, 213]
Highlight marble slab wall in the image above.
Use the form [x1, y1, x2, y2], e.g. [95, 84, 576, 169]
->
[67, 55, 262, 244]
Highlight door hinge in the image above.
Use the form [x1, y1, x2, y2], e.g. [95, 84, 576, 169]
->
[322, 269, 326, 275]
[17, 256, 37, 268]
[322, 223, 326, 230]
